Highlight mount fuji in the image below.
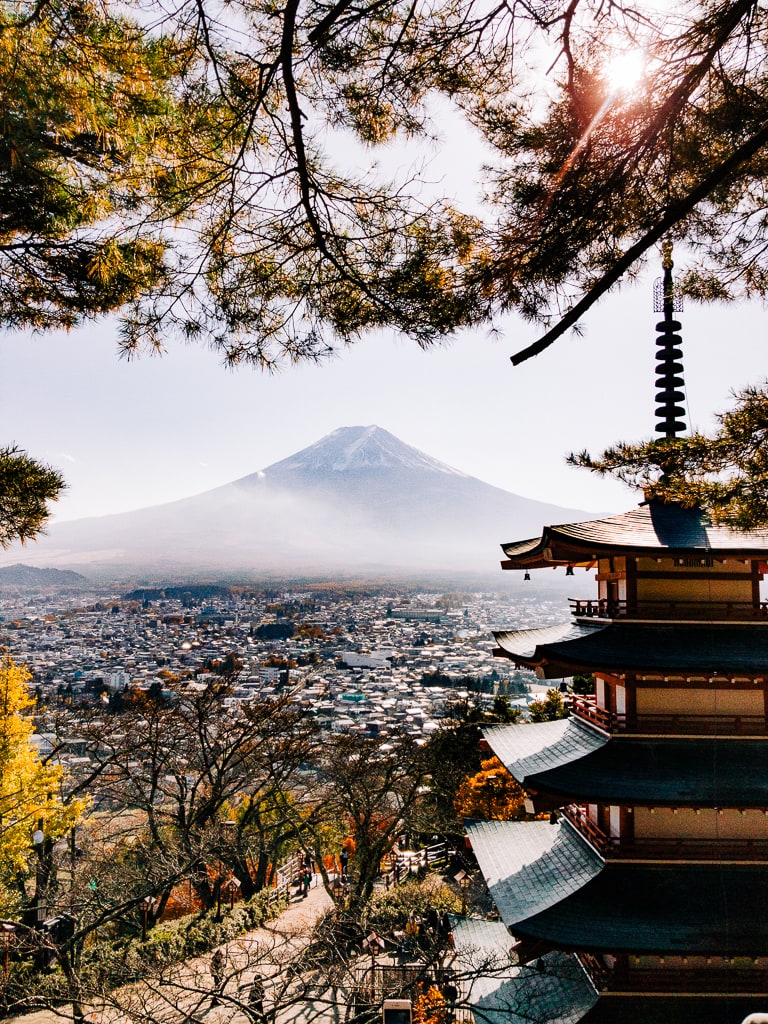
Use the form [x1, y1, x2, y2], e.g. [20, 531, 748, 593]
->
[1, 426, 592, 578]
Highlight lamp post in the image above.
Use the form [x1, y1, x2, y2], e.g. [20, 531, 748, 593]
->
[454, 870, 470, 916]
[364, 931, 383, 1000]
[485, 774, 498, 819]
[140, 896, 154, 942]
[32, 828, 45, 925]
[1, 923, 15, 982]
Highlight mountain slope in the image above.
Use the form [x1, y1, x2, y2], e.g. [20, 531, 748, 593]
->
[0, 426, 594, 576]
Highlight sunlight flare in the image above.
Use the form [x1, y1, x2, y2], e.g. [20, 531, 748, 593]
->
[603, 50, 647, 96]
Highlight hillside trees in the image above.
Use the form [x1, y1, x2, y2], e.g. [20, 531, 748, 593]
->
[317, 731, 437, 901]
[47, 686, 320, 921]
[453, 756, 526, 822]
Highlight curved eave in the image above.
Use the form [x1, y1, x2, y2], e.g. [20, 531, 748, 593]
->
[483, 721, 768, 807]
[482, 719, 608, 786]
[453, 931, 767, 1024]
[493, 622, 606, 677]
[513, 863, 768, 955]
[500, 502, 768, 568]
[450, 921, 598, 1024]
[495, 621, 768, 675]
[466, 820, 603, 925]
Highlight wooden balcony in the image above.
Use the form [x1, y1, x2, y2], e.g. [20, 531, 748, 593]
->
[569, 598, 768, 622]
[570, 695, 767, 737]
[570, 695, 614, 732]
[563, 805, 768, 862]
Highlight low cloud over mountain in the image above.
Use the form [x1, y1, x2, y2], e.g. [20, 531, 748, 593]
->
[0, 426, 592, 578]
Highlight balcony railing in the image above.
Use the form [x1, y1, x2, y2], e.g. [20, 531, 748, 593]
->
[570, 598, 768, 621]
[562, 805, 612, 855]
[570, 695, 615, 732]
[570, 695, 767, 736]
[577, 953, 768, 994]
[563, 805, 768, 862]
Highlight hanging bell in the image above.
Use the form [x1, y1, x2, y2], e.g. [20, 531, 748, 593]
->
[523, 571, 531, 581]
[565, 564, 574, 577]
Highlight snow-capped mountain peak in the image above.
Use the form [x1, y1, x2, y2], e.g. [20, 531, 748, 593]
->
[262, 426, 469, 478]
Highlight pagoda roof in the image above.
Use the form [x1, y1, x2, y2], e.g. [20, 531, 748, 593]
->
[501, 501, 768, 567]
[483, 721, 768, 805]
[451, 918, 598, 1024]
[453, 917, 766, 1024]
[468, 820, 768, 954]
[465, 820, 603, 922]
[482, 719, 607, 781]
[493, 620, 768, 676]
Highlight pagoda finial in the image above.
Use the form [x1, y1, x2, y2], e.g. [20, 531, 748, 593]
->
[652, 240, 686, 438]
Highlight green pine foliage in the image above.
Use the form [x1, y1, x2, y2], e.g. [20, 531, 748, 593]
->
[570, 383, 768, 529]
[0, 446, 65, 547]
[528, 689, 569, 723]
[1, 1, 767, 366]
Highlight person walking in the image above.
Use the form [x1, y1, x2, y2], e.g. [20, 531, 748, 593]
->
[247, 976, 266, 1021]
[211, 948, 225, 1006]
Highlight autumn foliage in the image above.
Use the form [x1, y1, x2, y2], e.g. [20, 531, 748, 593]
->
[453, 757, 526, 821]
[0, 654, 84, 912]
[413, 985, 450, 1024]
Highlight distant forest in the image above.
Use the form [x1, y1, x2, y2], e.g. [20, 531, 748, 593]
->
[123, 585, 234, 603]
[420, 669, 531, 695]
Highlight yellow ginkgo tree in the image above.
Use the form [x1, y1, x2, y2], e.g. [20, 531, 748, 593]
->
[453, 757, 527, 822]
[0, 653, 84, 914]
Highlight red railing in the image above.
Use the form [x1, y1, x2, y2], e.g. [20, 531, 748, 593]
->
[569, 695, 615, 732]
[562, 806, 612, 855]
[569, 696, 767, 737]
[570, 598, 768, 621]
[563, 805, 768, 862]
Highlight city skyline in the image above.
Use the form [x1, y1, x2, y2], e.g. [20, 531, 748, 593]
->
[2, 262, 766, 528]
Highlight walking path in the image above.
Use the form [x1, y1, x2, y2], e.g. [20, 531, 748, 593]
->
[11, 881, 335, 1024]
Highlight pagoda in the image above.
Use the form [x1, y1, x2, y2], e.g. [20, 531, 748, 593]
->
[462, 249, 768, 1023]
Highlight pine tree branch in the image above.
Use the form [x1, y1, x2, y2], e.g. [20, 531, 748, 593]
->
[511, 117, 768, 365]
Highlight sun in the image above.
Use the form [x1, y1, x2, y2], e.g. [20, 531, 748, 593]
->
[603, 50, 647, 96]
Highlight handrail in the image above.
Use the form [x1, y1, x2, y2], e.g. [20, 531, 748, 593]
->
[564, 805, 768, 861]
[570, 598, 768, 621]
[562, 806, 611, 854]
[570, 697, 767, 736]
[570, 696, 615, 731]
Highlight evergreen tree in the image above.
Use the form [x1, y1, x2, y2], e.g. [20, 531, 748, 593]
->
[2, 1, 767, 365]
[0, 447, 64, 549]
[528, 689, 569, 723]
[571, 383, 768, 529]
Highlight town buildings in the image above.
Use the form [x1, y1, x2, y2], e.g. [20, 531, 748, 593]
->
[0, 583, 553, 766]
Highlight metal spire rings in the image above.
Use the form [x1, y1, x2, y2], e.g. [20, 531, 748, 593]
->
[652, 241, 686, 438]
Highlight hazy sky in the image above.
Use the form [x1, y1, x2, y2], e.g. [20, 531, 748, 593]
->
[2, 267, 766, 526]
[5, 28, 765, 534]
